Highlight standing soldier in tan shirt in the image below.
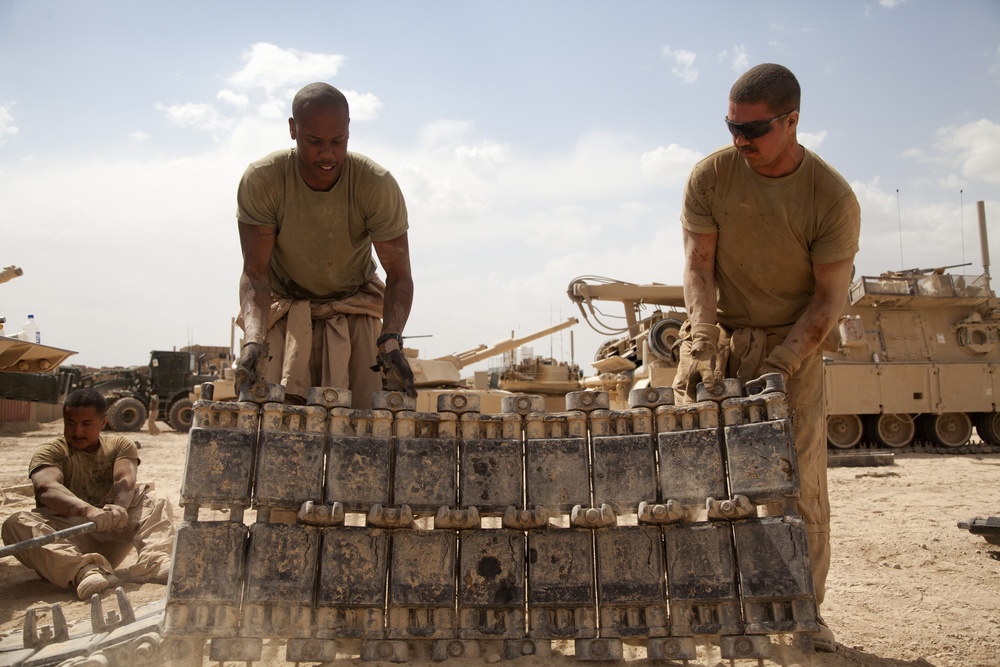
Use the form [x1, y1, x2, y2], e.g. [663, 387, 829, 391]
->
[673, 63, 861, 652]
[235, 82, 415, 408]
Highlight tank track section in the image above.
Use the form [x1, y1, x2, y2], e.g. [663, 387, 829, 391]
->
[2, 379, 824, 666]
[834, 438, 1000, 456]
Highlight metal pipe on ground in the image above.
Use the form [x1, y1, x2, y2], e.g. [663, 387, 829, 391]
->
[0, 522, 96, 559]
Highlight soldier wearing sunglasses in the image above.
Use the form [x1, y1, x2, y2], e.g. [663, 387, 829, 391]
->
[673, 63, 861, 653]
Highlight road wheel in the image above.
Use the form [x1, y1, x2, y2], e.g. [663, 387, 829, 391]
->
[865, 413, 915, 448]
[827, 414, 863, 449]
[107, 397, 147, 432]
[974, 412, 1000, 446]
[168, 398, 194, 432]
[921, 412, 973, 448]
[647, 318, 684, 363]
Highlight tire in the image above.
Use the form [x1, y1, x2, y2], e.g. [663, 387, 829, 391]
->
[921, 412, 973, 448]
[106, 397, 147, 432]
[974, 412, 1000, 446]
[865, 413, 916, 448]
[827, 414, 864, 449]
[168, 398, 194, 432]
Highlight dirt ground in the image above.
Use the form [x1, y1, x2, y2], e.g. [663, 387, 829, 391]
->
[0, 419, 998, 667]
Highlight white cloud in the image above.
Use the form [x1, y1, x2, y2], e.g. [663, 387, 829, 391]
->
[662, 46, 698, 84]
[419, 119, 474, 149]
[156, 102, 235, 131]
[130, 131, 150, 142]
[227, 42, 346, 96]
[640, 144, 703, 187]
[879, 0, 910, 7]
[730, 45, 751, 72]
[217, 89, 249, 109]
[935, 118, 1000, 185]
[455, 141, 506, 179]
[718, 45, 752, 72]
[798, 129, 827, 152]
[0, 103, 19, 144]
[345, 91, 382, 122]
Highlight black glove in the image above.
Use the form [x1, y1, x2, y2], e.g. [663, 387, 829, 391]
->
[372, 348, 417, 398]
[234, 342, 269, 396]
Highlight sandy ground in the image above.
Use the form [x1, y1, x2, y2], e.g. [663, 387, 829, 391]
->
[0, 419, 998, 667]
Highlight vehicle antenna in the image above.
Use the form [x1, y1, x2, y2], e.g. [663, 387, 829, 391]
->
[960, 189, 966, 268]
[896, 189, 905, 270]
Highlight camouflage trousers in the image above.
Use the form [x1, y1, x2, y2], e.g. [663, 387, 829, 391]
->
[1, 486, 176, 590]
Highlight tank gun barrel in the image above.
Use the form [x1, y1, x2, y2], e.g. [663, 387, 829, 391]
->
[442, 317, 579, 369]
[888, 262, 972, 277]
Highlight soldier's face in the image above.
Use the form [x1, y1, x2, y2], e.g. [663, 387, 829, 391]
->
[289, 102, 350, 191]
[64, 405, 107, 451]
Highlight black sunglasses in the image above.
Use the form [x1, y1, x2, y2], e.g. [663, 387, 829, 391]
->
[725, 109, 798, 140]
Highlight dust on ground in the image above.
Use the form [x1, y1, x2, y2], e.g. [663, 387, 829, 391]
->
[1, 419, 998, 667]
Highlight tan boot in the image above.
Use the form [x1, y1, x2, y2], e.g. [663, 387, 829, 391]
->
[75, 567, 118, 600]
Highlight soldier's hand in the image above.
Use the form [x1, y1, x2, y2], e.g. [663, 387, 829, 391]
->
[688, 323, 723, 392]
[758, 344, 801, 384]
[235, 342, 269, 396]
[86, 504, 126, 532]
[373, 349, 417, 398]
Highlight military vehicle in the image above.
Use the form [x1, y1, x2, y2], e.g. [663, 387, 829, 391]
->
[567, 276, 686, 406]
[200, 319, 581, 413]
[568, 200, 1000, 452]
[823, 201, 999, 450]
[80, 349, 228, 432]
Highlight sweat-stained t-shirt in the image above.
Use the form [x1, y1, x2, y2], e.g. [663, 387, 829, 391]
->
[681, 145, 861, 329]
[236, 149, 409, 301]
[28, 434, 139, 507]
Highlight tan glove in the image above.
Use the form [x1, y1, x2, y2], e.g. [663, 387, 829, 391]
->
[689, 322, 724, 391]
[758, 344, 801, 381]
[372, 349, 417, 398]
[672, 322, 725, 402]
[234, 342, 269, 396]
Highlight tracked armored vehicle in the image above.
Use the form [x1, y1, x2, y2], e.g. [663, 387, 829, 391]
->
[824, 201, 999, 450]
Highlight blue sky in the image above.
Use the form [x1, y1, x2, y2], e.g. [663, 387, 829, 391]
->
[1, 1, 999, 375]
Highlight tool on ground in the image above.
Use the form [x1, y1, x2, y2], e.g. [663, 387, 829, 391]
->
[0, 522, 96, 559]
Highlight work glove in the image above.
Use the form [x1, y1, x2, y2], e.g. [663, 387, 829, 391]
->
[234, 342, 269, 396]
[672, 322, 726, 402]
[688, 322, 724, 392]
[749, 344, 802, 394]
[372, 348, 417, 398]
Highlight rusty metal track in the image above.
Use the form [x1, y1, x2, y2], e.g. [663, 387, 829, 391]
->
[2, 380, 823, 666]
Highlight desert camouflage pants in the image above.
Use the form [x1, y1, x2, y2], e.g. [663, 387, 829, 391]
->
[1, 486, 176, 590]
[674, 327, 830, 607]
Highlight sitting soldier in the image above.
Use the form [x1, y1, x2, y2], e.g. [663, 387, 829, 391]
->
[1, 388, 175, 599]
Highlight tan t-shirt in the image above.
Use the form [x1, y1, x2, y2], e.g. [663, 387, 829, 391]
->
[29, 434, 139, 507]
[681, 145, 861, 328]
[237, 150, 409, 301]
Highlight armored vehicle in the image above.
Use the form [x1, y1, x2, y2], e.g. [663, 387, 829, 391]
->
[824, 201, 999, 450]
[824, 265, 999, 449]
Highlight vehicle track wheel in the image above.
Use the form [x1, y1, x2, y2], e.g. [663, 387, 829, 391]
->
[921, 412, 973, 448]
[168, 398, 194, 432]
[865, 413, 915, 448]
[106, 397, 147, 432]
[647, 318, 684, 363]
[974, 412, 1000, 446]
[827, 414, 863, 449]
